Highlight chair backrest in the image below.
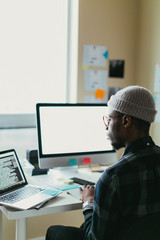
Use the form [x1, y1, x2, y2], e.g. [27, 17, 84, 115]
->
[117, 212, 160, 240]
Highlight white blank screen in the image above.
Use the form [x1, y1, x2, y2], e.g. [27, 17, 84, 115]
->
[39, 105, 113, 155]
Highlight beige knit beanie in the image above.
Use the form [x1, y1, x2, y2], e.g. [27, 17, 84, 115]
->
[108, 86, 157, 123]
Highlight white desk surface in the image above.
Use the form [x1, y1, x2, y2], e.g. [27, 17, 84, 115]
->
[0, 166, 106, 240]
[0, 191, 82, 220]
[0, 166, 106, 219]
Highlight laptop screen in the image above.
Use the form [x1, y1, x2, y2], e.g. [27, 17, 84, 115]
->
[0, 150, 27, 194]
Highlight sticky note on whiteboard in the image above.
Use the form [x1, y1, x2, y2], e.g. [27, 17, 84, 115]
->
[95, 89, 105, 99]
[83, 157, 91, 164]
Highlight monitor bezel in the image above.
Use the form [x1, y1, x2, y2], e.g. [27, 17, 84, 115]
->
[36, 103, 115, 160]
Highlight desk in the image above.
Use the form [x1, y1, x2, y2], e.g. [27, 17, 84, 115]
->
[0, 166, 104, 240]
[0, 192, 82, 240]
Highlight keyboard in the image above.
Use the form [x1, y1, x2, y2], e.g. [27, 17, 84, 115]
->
[67, 177, 95, 200]
[70, 177, 95, 186]
[0, 186, 43, 204]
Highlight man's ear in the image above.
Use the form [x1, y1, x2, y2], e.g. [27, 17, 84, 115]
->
[122, 115, 132, 128]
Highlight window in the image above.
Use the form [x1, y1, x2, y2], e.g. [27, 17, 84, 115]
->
[0, 0, 79, 128]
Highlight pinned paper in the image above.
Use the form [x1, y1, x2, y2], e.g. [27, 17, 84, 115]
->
[95, 89, 105, 99]
[83, 45, 107, 67]
[109, 60, 125, 78]
[69, 159, 77, 166]
[84, 70, 107, 90]
[83, 157, 91, 164]
[153, 95, 160, 122]
[109, 87, 122, 100]
[154, 63, 160, 93]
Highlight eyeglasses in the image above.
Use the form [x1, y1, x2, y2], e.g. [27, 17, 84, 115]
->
[103, 116, 111, 128]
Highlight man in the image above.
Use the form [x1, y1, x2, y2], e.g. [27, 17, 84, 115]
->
[46, 86, 160, 240]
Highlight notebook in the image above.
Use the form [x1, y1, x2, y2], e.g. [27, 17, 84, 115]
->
[0, 149, 61, 210]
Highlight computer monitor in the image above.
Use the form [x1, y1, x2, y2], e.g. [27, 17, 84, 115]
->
[36, 103, 117, 169]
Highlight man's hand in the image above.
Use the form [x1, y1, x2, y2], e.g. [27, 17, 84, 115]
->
[79, 185, 95, 203]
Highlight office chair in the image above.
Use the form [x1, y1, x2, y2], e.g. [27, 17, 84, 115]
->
[117, 212, 160, 240]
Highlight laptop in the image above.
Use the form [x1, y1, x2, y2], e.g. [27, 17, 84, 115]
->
[0, 149, 61, 210]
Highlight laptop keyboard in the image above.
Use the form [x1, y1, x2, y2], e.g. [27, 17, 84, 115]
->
[0, 186, 43, 204]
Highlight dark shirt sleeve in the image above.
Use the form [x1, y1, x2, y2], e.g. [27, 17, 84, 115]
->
[82, 170, 120, 240]
[82, 138, 160, 239]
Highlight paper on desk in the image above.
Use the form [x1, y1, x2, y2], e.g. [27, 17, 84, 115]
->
[55, 183, 80, 191]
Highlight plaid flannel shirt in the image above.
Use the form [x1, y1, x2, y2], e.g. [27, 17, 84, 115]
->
[83, 136, 160, 240]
